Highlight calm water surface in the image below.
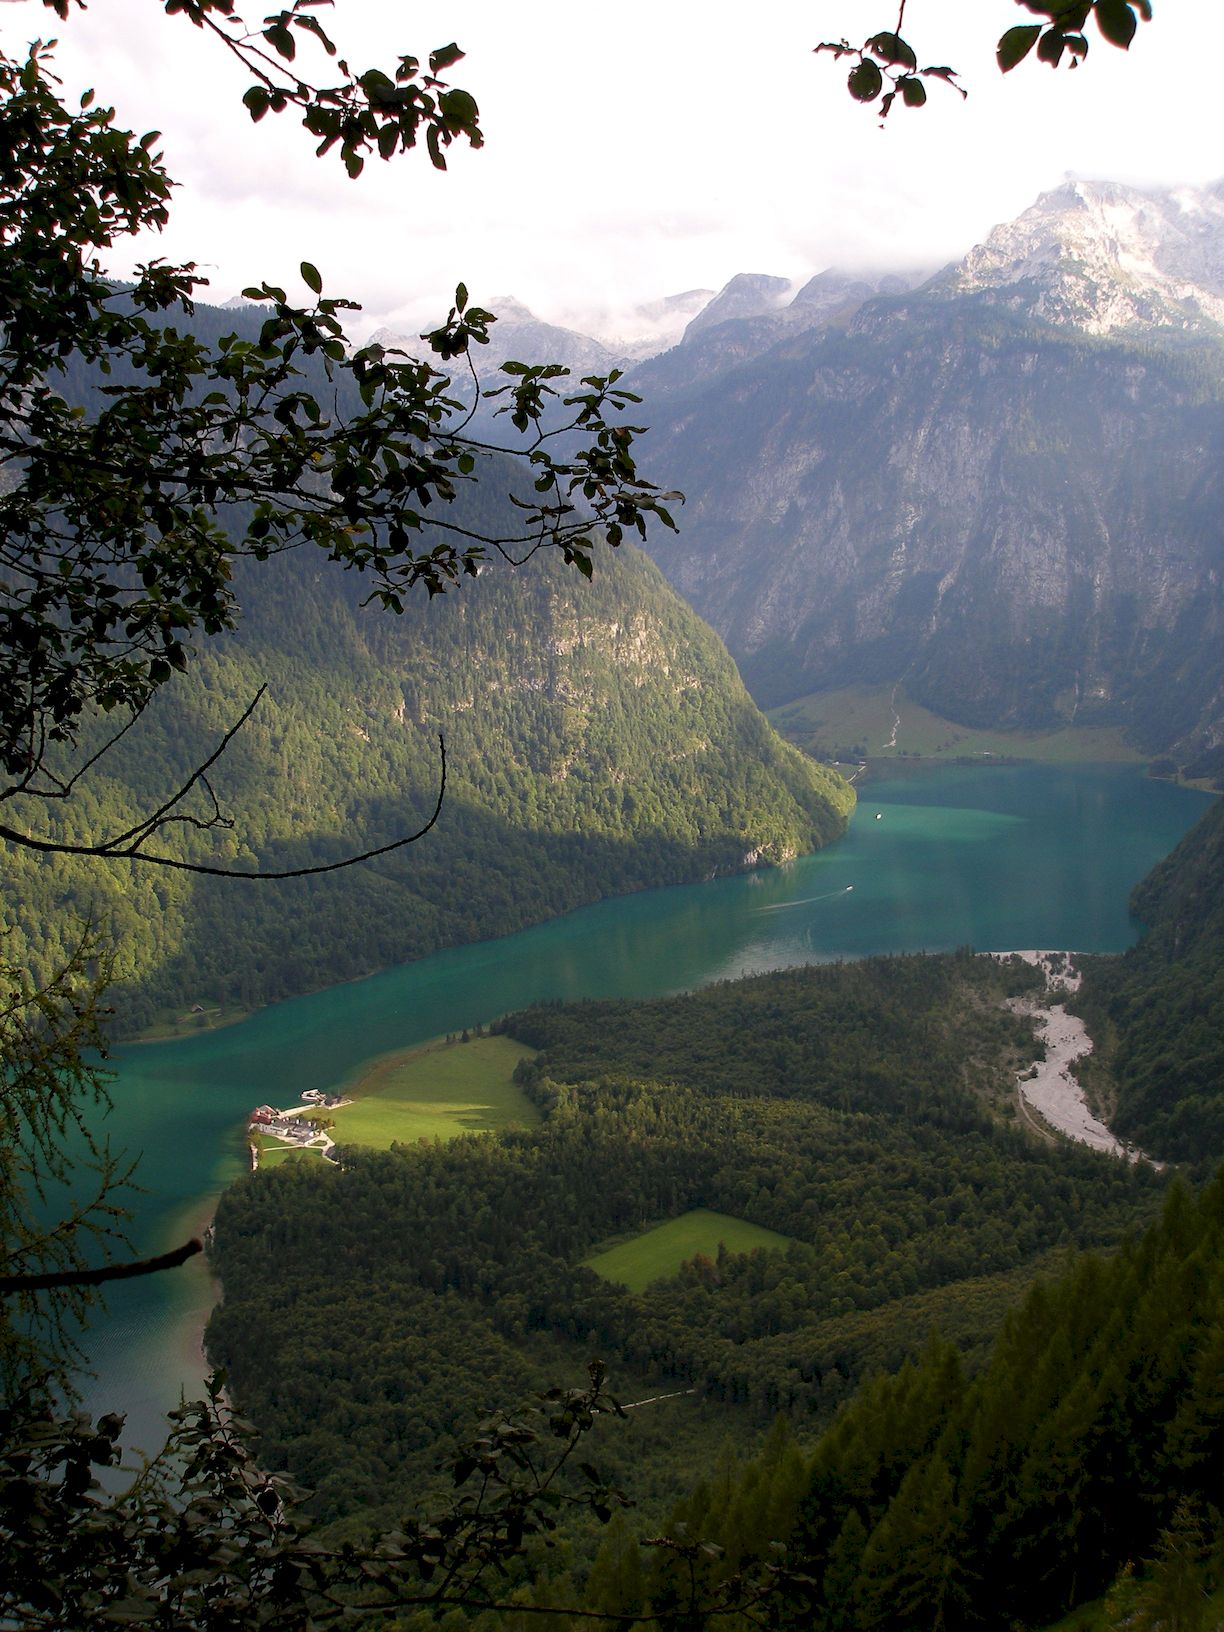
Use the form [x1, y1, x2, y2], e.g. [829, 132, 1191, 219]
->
[77, 762, 1214, 1453]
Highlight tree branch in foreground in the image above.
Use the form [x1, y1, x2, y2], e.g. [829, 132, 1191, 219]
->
[0, 723, 447, 878]
[0, 1237, 203, 1294]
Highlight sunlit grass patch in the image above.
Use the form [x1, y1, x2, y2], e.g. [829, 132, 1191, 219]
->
[329, 1034, 539, 1149]
[769, 684, 1143, 765]
[257, 1142, 327, 1168]
[584, 1207, 796, 1293]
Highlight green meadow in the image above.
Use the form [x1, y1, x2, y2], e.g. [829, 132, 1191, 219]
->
[769, 684, 1143, 766]
[328, 1034, 539, 1149]
[583, 1207, 796, 1294]
[255, 1140, 326, 1169]
[133, 1001, 251, 1043]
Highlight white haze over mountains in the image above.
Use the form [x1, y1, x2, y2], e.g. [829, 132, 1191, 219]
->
[22, 0, 1224, 340]
[383, 178, 1224, 375]
[370, 288, 717, 374]
[676, 178, 1224, 351]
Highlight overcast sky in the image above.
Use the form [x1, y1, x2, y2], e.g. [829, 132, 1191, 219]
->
[11, 0, 1224, 340]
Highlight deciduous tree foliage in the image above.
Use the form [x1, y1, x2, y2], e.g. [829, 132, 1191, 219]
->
[0, 935, 130, 1389]
[1, 1364, 643, 1630]
[819, 0, 1152, 119]
[0, 0, 678, 1342]
[0, 2, 677, 869]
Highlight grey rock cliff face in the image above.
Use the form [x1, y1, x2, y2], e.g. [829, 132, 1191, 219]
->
[682, 272, 794, 341]
[634, 184, 1224, 769]
[631, 267, 924, 399]
[941, 179, 1224, 336]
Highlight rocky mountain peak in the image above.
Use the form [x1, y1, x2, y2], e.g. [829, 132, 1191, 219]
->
[941, 178, 1224, 335]
[791, 269, 877, 308]
[486, 294, 539, 324]
[682, 273, 795, 341]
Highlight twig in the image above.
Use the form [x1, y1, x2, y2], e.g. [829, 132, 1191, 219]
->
[0, 1237, 203, 1294]
[0, 736, 447, 878]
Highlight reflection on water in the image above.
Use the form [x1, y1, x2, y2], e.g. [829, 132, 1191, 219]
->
[75, 762, 1213, 1454]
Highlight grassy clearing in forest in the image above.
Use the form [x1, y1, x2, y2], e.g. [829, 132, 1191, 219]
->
[255, 1141, 326, 1169]
[132, 1002, 251, 1043]
[328, 1034, 539, 1148]
[584, 1207, 796, 1294]
[769, 684, 1144, 766]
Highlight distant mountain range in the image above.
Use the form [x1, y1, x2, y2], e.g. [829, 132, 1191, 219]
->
[597, 178, 1224, 778]
[372, 269, 922, 378]
[369, 287, 717, 382]
[28, 178, 1224, 1023]
[435, 181, 1224, 776]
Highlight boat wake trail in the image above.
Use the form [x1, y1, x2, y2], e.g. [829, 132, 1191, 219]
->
[754, 886, 854, 913]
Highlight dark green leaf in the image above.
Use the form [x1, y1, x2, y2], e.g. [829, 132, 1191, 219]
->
[300, 261, 322, 295]
[847, 59, 883, 101]
[242, 85, 271, 122]
[1037, 29, 1067, 65]
[262, 22, 295, 60]
[359, 67, 396, 100]
[868, 30, 916, 68]
[997, 24, 1042, 71]
[428, 42, 464, 74]
[1094, 0, 1137, 48]
[439, 87, 478, 129]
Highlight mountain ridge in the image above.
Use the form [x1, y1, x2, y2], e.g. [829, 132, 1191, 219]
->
[624, 181, 1224, 776]
[1, 526, 852, 1032]
[938, 176, 1224, 336]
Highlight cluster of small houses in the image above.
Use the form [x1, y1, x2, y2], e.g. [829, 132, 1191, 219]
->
[248, 1088, 344, 1146]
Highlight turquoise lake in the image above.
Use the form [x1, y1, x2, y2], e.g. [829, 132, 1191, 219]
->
[74, 761, 1215, 1456]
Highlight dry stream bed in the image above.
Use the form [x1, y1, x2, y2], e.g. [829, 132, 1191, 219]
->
[996, 951, 1155, 1165]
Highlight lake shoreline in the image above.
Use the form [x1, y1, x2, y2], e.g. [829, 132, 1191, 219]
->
[76, 763, 1212, 1444]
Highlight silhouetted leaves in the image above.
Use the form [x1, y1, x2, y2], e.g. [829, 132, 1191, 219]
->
[823, 0, 1151, 114]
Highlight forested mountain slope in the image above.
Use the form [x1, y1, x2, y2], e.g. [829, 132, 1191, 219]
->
[1077, 793, 1224, 1164]
[632, 181, 1224, 775]
[626, 1172, 1224, 1632]
[2, 539, 850, 1032]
